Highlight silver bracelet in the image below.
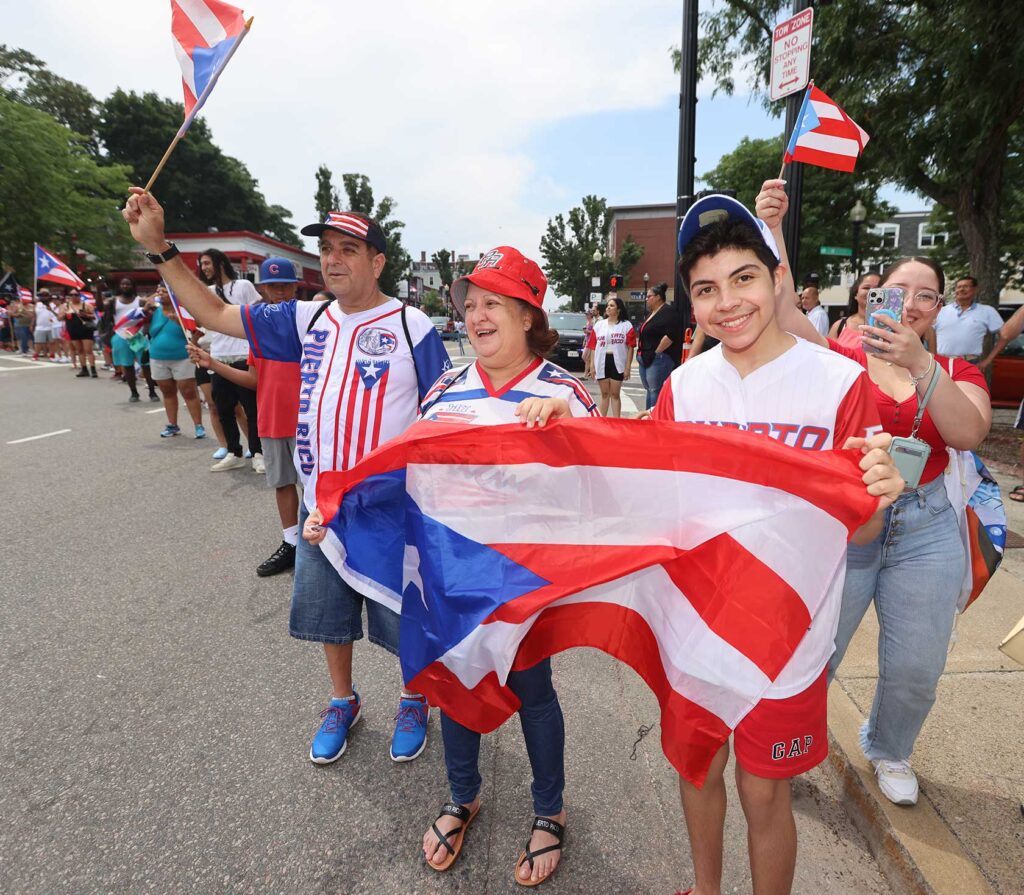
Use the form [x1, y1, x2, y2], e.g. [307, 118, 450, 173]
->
[908, 356, 935, 388]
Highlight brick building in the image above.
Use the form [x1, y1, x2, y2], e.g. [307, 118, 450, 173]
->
[607, 203, 678, 308]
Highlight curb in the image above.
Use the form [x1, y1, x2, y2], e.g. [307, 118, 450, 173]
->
[824, 685, 996, 895]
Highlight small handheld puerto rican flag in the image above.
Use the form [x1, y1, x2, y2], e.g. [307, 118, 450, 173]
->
[35, 244, 85, 289]
[164, 282, 197, 331]
[19, 287, 33, 301]
[115, 306, 148, 339]
[171, 0, 253, 138]
[783, 84, 870, 173]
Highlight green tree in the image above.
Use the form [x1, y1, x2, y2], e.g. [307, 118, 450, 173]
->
[0, 95, 133, 280]
[539, 195, 645, 311]
[314, 164, 340, 220]
[420, 289, 445, 317]
[674, 1, 1024, 305]
[431, 249, 454, 295]
[0, 45, 100, 152]
[98, 89, 300, 246]
[340, 173, 411, 297]
[701, 136, 895, 282]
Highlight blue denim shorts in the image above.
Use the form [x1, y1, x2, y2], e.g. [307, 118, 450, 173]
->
[290, 505, 400, 654]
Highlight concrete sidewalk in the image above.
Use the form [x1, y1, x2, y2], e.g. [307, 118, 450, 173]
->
[826, 471, 1024, 895]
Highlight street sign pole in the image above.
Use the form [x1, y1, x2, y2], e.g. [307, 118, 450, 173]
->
[674, 0, 699, 335]
[774, 0, 814, 286]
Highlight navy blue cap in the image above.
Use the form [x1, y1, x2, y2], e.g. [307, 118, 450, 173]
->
[259, 258, 298, 284]
[677, 195, 780, 259]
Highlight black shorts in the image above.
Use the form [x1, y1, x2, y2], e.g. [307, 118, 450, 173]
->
[195, 365, 211, 386]
[599, 365, 624, 382]
[66, 318, 93, 341]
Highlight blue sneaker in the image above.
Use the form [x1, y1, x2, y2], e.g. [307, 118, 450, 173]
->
[212, 446, 229, 460]
[194, 424, 207, 439]
[160, 424, 180, 438]
[390, 695, 430, 762]
[310, 693, 361, 764]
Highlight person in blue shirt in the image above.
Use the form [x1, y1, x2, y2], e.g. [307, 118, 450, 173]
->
[144, 285, 205, 439]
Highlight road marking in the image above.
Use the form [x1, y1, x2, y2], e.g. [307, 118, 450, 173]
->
[0, 364, 63, 373]
[146, 408, 166, 414]
[7, 428, 72, 445]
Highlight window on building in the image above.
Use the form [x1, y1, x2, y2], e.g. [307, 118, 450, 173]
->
[871, 223, 900, 249]
[918, 224, 947, 249]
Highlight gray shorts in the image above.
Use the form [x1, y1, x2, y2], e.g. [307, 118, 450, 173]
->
[34, 328, 52, 343]
[150, 357, 195, 381]
[262, 436, 298, 488]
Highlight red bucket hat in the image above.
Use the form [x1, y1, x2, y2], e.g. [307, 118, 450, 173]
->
[450, 246, 548, 315]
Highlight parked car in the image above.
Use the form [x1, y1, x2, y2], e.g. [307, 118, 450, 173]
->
[548, 312, 588, 370]
[429, 316, 459, 341]
[990, 332, 1024, 408]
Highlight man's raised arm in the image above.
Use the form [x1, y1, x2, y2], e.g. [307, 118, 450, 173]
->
[122, 187, 246, 339]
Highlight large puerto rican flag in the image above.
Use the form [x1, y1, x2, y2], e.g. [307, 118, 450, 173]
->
[784, 85, 870, 173]
[35, 244, 85, 289]
[315, 419, 877, 785]
[170, 0, 251, 136]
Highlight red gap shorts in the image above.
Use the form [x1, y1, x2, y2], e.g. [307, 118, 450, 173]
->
[733, 669, 828, 779]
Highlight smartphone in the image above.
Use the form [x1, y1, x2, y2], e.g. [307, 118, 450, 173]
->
[888, 436, 931, 490]
[864, 287, 905, 354]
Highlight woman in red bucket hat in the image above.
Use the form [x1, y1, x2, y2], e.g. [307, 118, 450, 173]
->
[416, 245, 599, 886]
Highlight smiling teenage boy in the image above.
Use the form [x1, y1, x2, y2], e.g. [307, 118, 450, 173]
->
[652, 195, 903, 895]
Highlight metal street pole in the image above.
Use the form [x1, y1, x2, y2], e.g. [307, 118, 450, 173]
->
[782, 0, 813, 286]
[674, 0, 699, 331]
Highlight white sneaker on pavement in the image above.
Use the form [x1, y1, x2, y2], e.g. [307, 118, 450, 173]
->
[210, 453, 248, 472]
[251, 452, 265, 474]
[873, 759, 919, 805]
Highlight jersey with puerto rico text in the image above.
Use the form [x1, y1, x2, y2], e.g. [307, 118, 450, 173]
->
[653, 336, 881, 699]
[419, 357, 598, 425]
[242, 297, 450, 511]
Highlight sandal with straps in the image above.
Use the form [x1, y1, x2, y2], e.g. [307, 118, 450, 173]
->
[514, 816, 565, 887]
[1010, 485, 1024, 503]
[426, 801, 479, 872]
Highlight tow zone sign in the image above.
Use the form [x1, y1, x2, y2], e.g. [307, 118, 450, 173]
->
[770, 8, 813, 102]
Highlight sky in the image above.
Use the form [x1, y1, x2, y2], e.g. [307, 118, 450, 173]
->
[6, 0, 921, 278]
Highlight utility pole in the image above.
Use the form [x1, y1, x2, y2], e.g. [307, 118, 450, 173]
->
[674, 0, 699, 330]
[782, 0, 813, 285]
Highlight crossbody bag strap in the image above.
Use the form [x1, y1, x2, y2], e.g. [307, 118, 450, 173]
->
[305, 293, 336, 334]
[908, 363, 942, 439]
[400, 304, 422, 394]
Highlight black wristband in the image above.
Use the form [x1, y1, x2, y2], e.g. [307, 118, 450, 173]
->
[145, 242, 179, 264]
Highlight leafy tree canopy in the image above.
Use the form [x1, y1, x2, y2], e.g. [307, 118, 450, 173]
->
[540, 195, 644, 311]
[676, 0, 1024, 303]
[314, 164, 340, 221]
[340, 173, 411, 298]
[0, 95, 134, 280]
[99, 90, 300, 247]
[431, 249, 454, 292]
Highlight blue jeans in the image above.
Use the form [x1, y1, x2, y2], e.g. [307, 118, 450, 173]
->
[440, 659, 565, 815]
[291, 505, 401, 652]
[828, 476, 964, 762]
[15, 324, 32, 354]
[638, 352, 675, 409]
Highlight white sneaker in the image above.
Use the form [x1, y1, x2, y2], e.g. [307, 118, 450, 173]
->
[873, 759, 919, 805]
[251, 452, 265, 474]
[210, 453, 247, 472]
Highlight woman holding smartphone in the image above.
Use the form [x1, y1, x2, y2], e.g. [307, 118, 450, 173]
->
[758, 180, 992, 807]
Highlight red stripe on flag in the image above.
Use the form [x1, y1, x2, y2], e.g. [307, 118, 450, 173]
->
[786, 145, 858, 173]
[206, 0, 246, 33]
[370, 367, 390, 451]
[514, 601, 733, 786]
[171, 1, 212, 50]
[314, 419, 876, 535]
[660, 536, 811, 681]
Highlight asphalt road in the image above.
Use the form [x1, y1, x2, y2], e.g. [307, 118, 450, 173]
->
[0, 349, 892, 894]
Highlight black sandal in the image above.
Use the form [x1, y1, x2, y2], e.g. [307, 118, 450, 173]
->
[426, 801, 478, 872]
[514, 816, 565, 887]
[1010, 485, 1024, 503]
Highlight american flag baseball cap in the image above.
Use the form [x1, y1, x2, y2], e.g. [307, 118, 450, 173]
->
[301, 211, 387, 255]
[450, 246, 548, 315]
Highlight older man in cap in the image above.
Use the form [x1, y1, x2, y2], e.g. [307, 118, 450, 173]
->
[123, 188, 451, 765]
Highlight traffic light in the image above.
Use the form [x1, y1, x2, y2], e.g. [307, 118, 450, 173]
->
[608, 273, 622, 289]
